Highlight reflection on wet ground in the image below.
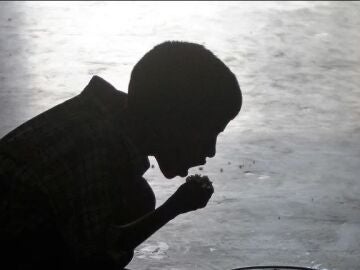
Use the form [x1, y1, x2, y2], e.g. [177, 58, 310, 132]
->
[0, 2, 359, 270]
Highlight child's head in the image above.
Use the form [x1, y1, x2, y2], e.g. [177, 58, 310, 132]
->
[128, 41, 242, 178]
[128, 41, 241, 127]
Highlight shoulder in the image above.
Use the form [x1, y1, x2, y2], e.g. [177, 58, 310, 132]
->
[0, 76, 127, 162]
[80, 76, 128, 115]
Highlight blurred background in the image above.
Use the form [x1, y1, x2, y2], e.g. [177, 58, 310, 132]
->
[0, 1, 359, 269]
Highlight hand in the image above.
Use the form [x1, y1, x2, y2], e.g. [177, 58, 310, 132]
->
[165, 174, 214, 215]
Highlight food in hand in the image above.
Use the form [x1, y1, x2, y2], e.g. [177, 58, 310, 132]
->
[186, 174, 212, 189]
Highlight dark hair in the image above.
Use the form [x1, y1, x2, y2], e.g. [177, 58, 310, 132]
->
[128, 41, 242, 129]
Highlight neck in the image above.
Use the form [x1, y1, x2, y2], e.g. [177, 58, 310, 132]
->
[123, 111, 156, 157]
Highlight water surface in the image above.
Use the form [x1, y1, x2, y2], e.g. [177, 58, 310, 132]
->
[0, 2, 359, 269]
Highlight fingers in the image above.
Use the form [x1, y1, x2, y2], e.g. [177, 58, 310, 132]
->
[185, 174, 214, 194]
[186, 174, 211, 185]
[200, 181, 213, 192]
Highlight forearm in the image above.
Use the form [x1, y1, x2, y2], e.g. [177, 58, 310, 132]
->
[107, 175, 213, 253]
[108, 200, 178, 251]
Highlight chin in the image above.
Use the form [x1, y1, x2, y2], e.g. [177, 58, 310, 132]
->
[179, 169, 189, 178]
[160, 168, 177, 179]
[161, 167, 188, 179]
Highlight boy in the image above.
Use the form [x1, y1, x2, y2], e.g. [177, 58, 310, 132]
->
[0, 41, 242, 269]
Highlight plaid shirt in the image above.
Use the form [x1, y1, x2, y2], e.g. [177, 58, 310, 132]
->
[0, 76, 154, 268]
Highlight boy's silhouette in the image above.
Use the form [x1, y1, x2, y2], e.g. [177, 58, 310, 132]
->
[0, 41, 242, 269]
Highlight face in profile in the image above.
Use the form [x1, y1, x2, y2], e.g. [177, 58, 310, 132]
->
[128, 42, 242, 178]
[154, 120, 229, 179]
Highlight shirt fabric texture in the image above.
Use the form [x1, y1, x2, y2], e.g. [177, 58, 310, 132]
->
[0, 76, 155, 269]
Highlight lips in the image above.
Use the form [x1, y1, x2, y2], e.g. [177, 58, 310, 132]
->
[197, 159, 206, 166]
[188, 159, 206, 168]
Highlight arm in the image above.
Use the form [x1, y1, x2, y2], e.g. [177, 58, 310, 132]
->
[108, 199, 177, 251]
[107, 175, 214, 252]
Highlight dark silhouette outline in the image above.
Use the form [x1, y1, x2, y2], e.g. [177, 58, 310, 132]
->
[0, 41, 242, 269]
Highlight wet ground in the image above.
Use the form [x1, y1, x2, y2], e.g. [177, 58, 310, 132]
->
[0, 1, 359, 270]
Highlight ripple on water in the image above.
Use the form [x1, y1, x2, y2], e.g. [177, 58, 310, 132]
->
[135, 241, 169, 260]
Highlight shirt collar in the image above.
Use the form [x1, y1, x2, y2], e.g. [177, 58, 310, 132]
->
[81, 75, 127, 116]
[81, 75, 150, 177]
